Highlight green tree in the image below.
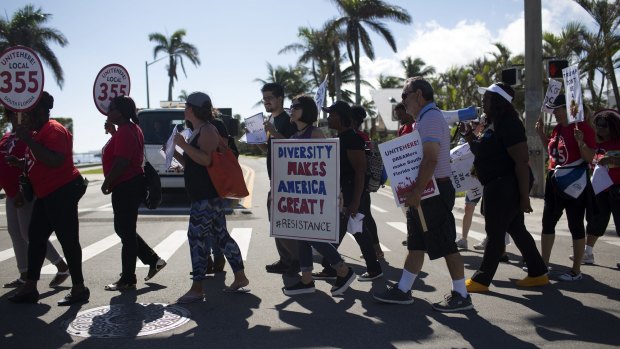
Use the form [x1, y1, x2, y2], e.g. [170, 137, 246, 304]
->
[148, 30, 200, 101]
[177, 90, 189, 101]
[575, 0, 620, 107]
[328, 0, 411, 104]
[0, 5, 68, 88]
[377, 73, 403, 88]
[401, 56, 436, 78]
[254, 63, 313, 102]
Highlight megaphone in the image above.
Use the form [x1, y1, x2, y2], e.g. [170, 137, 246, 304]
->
[442, 106, 481, 125]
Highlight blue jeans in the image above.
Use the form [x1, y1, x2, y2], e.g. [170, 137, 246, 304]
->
[298, 240, 344, 272]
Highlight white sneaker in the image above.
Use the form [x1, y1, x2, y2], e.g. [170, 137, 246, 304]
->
[473, 238, 487, 250]
[523, 266, 552, 272]
[569, 253, 595, 265]
[558, 271, 583, 281]
[455, 238, 468, 249]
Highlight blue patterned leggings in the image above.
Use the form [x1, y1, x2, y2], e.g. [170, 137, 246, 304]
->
[188, 198, 244, 281]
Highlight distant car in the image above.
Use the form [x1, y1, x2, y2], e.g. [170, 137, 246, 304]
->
[137, 103, 187, 190]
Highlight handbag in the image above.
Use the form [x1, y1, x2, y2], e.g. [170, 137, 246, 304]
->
[130, 126, 162, 209]
[18, 173, 34, 202]
[207, 137, 249, 199]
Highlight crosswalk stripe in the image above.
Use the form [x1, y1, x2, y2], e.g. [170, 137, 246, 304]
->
[0, 236, 57, 263]
[384, 221, 540, 243]
[137, 230, 188, 268]
[345, 233, 391, 252]
[371, 204, 387, 213]
[41, 234, 121, 274]
[386, 222, 407, 234]
[230, 228, 252, 260]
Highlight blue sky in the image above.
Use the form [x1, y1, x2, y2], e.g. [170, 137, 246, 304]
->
[3, 0, 594, 152]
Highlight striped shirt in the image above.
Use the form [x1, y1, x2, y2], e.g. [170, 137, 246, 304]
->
[415, 102, 452, 178]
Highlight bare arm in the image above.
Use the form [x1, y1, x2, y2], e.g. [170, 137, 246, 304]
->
[406, 141, 439, 208]
[506, 141, 533, 213]
[175, 124, 219, 167]
[347, 148, 366, 216]
[535, 117, 548, 146]
[573, 128, 595, 163]
[15, 126, 64, 168]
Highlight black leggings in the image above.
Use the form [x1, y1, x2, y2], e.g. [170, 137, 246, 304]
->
[112, 174, 158, 284]
[27, 177, 84, 284]
[541, 171, 590, 240]
[472, 175, 547, 286]
[587, 189, 620, 236]
[360, 191, 380, 245]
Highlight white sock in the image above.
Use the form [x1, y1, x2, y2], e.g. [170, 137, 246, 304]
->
[397, 269, 417, 293]
[452, 278, 468, 298]
[585, 245, 593, 255]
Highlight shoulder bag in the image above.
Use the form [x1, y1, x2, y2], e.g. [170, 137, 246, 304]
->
[207, 136, 249, 199]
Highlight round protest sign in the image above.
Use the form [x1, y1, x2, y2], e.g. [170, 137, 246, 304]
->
[0, 46, 45, 112]
[93, 64, 131, 115]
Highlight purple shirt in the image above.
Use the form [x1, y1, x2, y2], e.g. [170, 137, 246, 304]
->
[415, 102, 452, 178]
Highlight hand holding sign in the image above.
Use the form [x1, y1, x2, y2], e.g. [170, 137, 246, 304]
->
[0, 46, 45, 123]
[93, 64, 131, 115]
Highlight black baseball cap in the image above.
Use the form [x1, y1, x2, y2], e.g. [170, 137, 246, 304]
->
[186, 92, 212, 108]
[322, 101, 351, 118]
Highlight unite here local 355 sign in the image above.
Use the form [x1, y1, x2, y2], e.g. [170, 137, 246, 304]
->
[93, 63, 131, 115]
[0, 46, 44, 112]
[270, 139, 340, 243]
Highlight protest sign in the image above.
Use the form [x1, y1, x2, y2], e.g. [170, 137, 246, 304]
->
[93, 64, 131, 115]
[0, 46, 45, 124]
[240, 112, 267, 144]
[378, 131, 439, 207]
[314, 76, 328, 113]
[562, 64, 584, 123]
[270, 138, 340, 243]
[449, 143, 482, 194]
[541, 79, 563, 114]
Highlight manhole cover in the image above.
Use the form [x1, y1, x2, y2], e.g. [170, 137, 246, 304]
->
[66, 303, 191, 338]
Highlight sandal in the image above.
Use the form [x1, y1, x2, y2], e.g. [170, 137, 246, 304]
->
[49, 270, 70, 288]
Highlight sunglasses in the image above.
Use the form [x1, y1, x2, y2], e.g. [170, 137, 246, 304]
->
[290, 104, 302, 110]
[402, 89, 416, 100]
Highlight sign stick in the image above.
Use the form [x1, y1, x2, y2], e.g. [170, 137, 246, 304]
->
[17, 112, 22, 125]
[417, 206, 428, 232]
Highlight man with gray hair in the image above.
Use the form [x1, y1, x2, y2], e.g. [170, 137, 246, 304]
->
[373, 77, 473, 312]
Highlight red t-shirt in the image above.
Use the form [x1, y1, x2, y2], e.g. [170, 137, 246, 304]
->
[26, 120, 80, 198]
[595, 138, 620, 184]
[0, 132, 27, 197]
[547, 121, 595, 169]
[102, 123, 144, 189]
[398, 123, 414, 137]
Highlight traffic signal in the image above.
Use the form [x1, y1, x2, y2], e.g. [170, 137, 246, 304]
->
[547, 59, 568, 79]
[501, 67, 520, 86]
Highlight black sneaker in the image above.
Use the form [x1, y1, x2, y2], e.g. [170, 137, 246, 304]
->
[499, 254, 510, 263]
[283, 281, 315, 296]
[265, 260, 288, 274]
[330, 267, 356, 296]
[312, 268, 337, 280]
[373, 283, 413, 304]
[57, 287, 90, 306]
[358, 271, 383, 282]
[431, 291, 474, 312]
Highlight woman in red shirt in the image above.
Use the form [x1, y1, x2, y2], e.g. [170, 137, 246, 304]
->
[0, 110, 69, 289]
[101, 96, 166, 291]
[8, 92, 90, 305]
[535, 94, 596, 281]
[578, 109, 620, 265]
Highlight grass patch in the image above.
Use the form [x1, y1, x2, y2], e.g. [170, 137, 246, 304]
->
[80, 168, 103, 175]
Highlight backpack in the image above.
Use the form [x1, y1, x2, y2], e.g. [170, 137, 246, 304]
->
[365, 140, 386, 192]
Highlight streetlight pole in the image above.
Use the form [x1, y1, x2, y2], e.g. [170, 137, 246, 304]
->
[145, 52, 180, 109]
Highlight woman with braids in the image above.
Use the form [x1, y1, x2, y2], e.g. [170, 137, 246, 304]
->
[573, 109, 620, 266]
[462, 83, 548, 293]
[173, 92, 249, 303]
[101, 96, 167, 291]
[8, 92, 90, 305]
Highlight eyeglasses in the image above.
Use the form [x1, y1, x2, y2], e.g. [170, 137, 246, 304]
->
[263, 96, 276, 102]
[290, 104, 302, 110]
[402, 89, 416, 101]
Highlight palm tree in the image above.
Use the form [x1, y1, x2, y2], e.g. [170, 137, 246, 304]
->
[279, 26, 334, 88]
[401, 57, 436, 78]
[148, 30, 200, 101]
[328, 0, 411, 104]
[575, 0, 620, 107]
[177, 90, 189, 101]
[0, 5, 68, 88]
[254, 63, 313, 102]
[377, 73, 403, 88]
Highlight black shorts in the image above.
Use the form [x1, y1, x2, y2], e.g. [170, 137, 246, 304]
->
[407, 181, 458, 260]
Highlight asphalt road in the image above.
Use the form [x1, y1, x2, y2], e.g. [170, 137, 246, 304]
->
[0, 156, 619, 349]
